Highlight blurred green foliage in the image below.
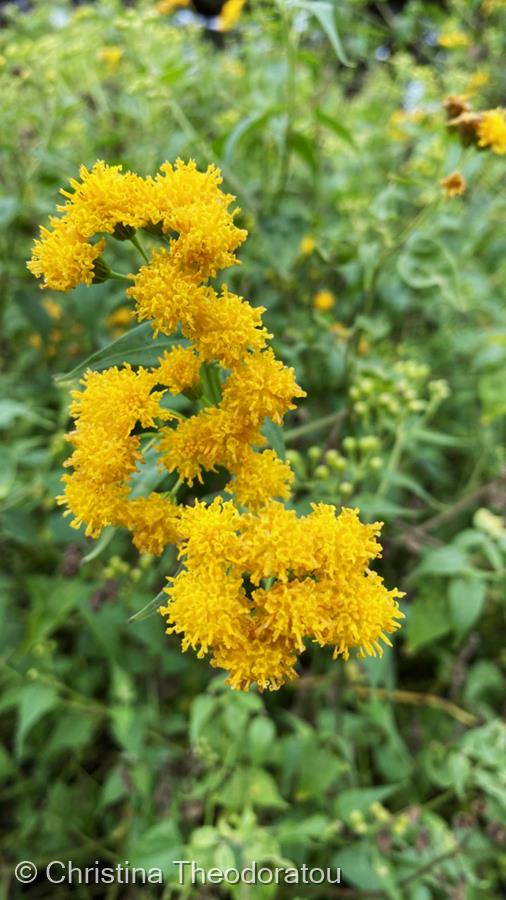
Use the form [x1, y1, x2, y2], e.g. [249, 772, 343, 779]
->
[1, 0, 505, 897]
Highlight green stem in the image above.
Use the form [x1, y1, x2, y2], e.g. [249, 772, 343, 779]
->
[109, 270, 133, 282]
[129, 232, 150, 264]
[285, 409, 345, 443]
[377, 427, 405, 496]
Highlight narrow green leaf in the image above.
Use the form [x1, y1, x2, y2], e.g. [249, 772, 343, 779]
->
[54, 323, 182, 385]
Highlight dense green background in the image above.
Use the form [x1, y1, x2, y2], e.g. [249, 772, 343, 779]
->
[1, 0, 505, 897]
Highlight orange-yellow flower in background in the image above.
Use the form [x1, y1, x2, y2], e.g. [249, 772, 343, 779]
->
[440, 171, 466, 198]
[313, 289, 336, 312]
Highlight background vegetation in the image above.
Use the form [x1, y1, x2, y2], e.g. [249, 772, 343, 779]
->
[1, 0, 505, 897]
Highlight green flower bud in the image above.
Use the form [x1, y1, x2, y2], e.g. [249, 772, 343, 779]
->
[315, 464, 330, 480]
[353, 401, 367, 416]
[369, 456, 383, 470]
[342, 436, 356, 452]
[359, 435, 380, 452]
[340, 481, 354, 496]
[308, 445, 322, 462]
[349, 385, 360, 400]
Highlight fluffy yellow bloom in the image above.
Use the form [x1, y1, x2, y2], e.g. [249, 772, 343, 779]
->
[159, 405, 259, 485]
[299, 235, 316, 256]
[211, 627, 299, 691]
[221, 349, 306, 429]
[440, 171, 466, 198]
[123, 493, 182, 555]
[59, 476, 130, 537]
[218, 0, 246, 31]
[152, 160, 247, 277]
[128, 248, 207, 336]
[477, 109, 506, 155]
[313, 289, 335, 312]
[59, 366, 174, 535]
[162, 567, 250, 656]
[160, 499, 403, 688]
[185, 286, 271, 368]
[151, 346, 201, 395]
[227, 449, 294, 510]
[28, 218, 105, 291]
[438, 31, 470, 48]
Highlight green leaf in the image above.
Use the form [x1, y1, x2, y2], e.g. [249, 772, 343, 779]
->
[0, 197, 19, 226]
[219, 766, 286, 810]
[448, 577, 486, 638]
[406, 594, 451, 652]
[414, 545, 469, 578]
[16, 683, 59, 758]
[336, 785, 398, 822]
[294, 2, 353, 66]
[54, 323, 182, 385]
[315, 108, 356, 147]
[224, 106, 281, 163]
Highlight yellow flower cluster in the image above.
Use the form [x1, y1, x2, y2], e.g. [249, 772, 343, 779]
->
[445, 97, 506, 155]
[160, 500, 404, 690]
[29, 159, 403, 690]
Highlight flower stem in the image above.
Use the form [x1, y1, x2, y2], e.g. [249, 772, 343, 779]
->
[129, 233, 150, 264]
[109, 270, 133, 282]
[285, 409, 345, 443]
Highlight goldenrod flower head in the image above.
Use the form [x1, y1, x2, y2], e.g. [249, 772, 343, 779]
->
[124, 493, 182, 555]
[28, 217, 105, 291]
[153, 160, 247, 277]
[151, 346, 201, 395]
[221, 349, 306, 429]
[440, 171, 466, 198]
[313, 289, 336, 312]
[227, 448, 294, 510]
[211, 628, 299, 691]
[477, 108, 506, 155]
[185, 286, 271, 368]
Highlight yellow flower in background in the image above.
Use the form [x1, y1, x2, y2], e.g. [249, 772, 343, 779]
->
[106, 306, 133, 334]
[313, 289, 335, 312]
[299, 235, 316, 256]
[466, 69, 490, 95]
[98, 46, 124, 74]
[41, 297, 62, 320]
[438, 31, 470, 48]
[218, 0, 246, 31]
[440, 171, 466, 198]
[477, 108, 506, 154]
